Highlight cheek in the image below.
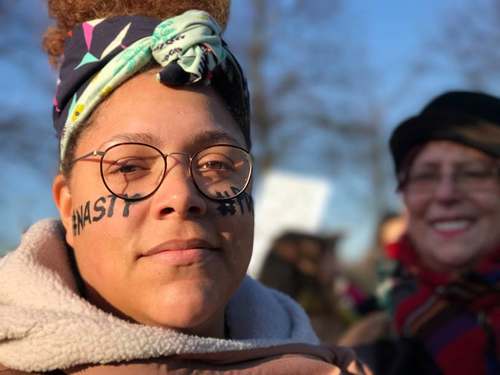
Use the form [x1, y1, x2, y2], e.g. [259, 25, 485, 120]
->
[70, 195, 148, 272]
[405, 197, 427, 231]
[474, 193, 500, 217]
[404, 197, 433, 253]
[211, 191, 254, 233]
[210, 197, 254, 268]
[212, 190, 254, 217]
[474, 194, 500, 243]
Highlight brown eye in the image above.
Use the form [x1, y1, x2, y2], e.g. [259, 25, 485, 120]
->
[108, 159, 150, 175]
[199, 160, 233, 171]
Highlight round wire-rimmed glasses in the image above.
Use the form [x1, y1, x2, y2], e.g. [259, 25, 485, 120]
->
[72, 142, 253, 202]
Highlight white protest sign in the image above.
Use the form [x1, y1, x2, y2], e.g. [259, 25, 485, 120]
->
[248, 170, 332, 277]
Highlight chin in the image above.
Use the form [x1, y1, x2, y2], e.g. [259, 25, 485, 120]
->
[139, 300, 216, 329]
[433, 248, 478, 272]
[143, 283, 226, 332]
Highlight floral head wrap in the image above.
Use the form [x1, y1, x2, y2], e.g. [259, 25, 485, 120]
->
[53, 10, 250, 162]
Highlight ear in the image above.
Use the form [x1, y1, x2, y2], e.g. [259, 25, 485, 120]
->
[52, 174, 75, 247]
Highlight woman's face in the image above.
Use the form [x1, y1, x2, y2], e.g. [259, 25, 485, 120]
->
[402, 140, 500, 272]
[53, 71, 254, 338]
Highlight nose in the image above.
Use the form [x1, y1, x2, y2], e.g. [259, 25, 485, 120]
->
[151, 153, 207, 219]
[433, 174, 462, 204]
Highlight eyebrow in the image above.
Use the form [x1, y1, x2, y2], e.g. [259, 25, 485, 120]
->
[412, 160, 496, 170]
[99, 130, 245, 150]
[100, 132, 159, 149]
[189, 130, 245, 149]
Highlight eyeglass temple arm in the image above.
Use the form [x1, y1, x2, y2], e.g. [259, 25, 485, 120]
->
[72, 150, 105, 164]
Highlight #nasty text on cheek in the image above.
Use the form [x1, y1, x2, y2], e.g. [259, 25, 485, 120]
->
[72, 194, 140, 236]
[215, 187, 253, 217]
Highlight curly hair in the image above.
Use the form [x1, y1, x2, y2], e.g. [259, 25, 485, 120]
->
[43, 0, 230, 68]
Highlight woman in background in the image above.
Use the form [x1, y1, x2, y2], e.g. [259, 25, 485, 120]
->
[340, 91, 500, 375]
[384, 90, 500, 375]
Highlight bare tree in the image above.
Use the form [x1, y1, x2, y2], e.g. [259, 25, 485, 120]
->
[427, 0, 500, 91]
[229, 0, 358, 170]
[226, 2, 442, 287]
[227, 0, 406, 224]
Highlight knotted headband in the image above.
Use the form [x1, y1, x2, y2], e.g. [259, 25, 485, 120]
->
[53, 10, 250, 162]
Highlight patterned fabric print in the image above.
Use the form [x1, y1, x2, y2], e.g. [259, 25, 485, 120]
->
[151, 12, 225, 82]
[385, 238, 500, 375]
[53, 10, 249, 163]
[59, 37, 152, 159]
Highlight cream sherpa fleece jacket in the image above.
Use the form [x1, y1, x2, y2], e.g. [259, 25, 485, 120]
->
[0, 219, 319, 372]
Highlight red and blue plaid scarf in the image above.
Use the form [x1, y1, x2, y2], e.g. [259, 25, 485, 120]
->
[385, 237, 500, 375]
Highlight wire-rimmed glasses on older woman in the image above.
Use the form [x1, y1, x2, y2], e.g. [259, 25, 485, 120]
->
[400, 162, 500, 196]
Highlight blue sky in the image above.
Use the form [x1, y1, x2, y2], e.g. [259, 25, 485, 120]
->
[0, 0, 481, 262]
[345, 0, 464, 119]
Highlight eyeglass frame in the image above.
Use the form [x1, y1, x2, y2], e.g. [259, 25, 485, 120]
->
[397, 164, 500, 195]
[71, 142, 254, 202]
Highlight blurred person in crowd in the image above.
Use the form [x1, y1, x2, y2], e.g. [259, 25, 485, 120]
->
[368, 211, 407, 307]
[259, 231, 340, 302]
[343, 91, 500, 375]
[343, 210, 407, 312]
[376, 211, 407, 251]
[335, 210, 407, 339]
[260, 231, 369, 343]
[0, 1, 370, 374]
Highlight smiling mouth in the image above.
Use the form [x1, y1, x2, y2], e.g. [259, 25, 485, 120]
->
[432, 220, 472, 231]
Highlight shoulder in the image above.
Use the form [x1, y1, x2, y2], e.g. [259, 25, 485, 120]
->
[263, 344, 371, 374]
[0, 364, 66, 375]
[0, 364, 30, 375]
[231, 351, 365, 375]
[338, 311, 394, 346]
[171, 343, 373, 375]
[18, 347, 372, 375]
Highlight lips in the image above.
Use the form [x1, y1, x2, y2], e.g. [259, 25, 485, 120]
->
[142, 239, 219, 257]
[139, 238, 220, 266]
